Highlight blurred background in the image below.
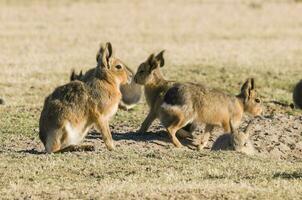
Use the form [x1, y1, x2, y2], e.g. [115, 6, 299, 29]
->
[0, 0, 302, 107]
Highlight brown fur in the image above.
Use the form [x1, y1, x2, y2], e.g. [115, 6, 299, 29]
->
[159, 78, 262, 149]
[133, 51, 178, 133]
[71, 64, 142, 111]
[211, 119, 255, 155]
[293, 79, 302, 109]
[39, 42, 131, 153]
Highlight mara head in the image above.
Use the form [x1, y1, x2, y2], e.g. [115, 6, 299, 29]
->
[95, 42, 132, 85]
[230, 119, 255, 155]
[134, 50, 165, 85]
[239, 78, 262, 116]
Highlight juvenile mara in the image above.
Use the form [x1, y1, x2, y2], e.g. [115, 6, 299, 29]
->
[134, 51, 194, 136]
[211, 119, 255, 155]
[39, 42, 131, 153]
[159, 78, 262, 149]
[71, 64, 142, 111]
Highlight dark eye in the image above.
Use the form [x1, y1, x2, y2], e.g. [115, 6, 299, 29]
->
[244, 143, 248, 147]
[115, 65, 122, 69]
[255, 98, 260, 103]
[139, 70, 144, 74]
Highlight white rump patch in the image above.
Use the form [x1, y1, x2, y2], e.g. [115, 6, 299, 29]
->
[161, 102, 175, 109]
[161, 103, 184, 117]
[160, 103, 195, 121]
[161, 102, 187, 112]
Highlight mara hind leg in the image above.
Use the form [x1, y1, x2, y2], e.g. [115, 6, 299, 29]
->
[59, 122, 92, 152]
[197, 124, 214, 150]
[45, 123, 91, 153]
[165, 114, 189, 148]
[45, 128, 63, 153]
[45, 126, 72, 153]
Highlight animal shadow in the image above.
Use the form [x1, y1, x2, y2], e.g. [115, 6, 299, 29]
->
[86, 129, 195, 148]
[16, 148, 45, 155]
[273, 172, 302, 179]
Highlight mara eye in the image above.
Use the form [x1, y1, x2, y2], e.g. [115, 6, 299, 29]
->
[244, 143, 248, 147]
[255, 98, 260, 103]
[115, 65, 122, 69]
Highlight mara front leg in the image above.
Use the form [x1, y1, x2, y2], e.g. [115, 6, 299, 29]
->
[138, 111, 157, 133]
[222, 120, 231, 132]
[95, 118, 115, 151]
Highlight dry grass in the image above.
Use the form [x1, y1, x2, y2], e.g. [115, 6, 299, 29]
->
[1, 0, 302, 199]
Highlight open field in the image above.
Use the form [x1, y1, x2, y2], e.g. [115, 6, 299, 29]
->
[1, 0, 302, 199]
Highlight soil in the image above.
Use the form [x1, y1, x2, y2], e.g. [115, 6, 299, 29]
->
[4, 105, 301, 161]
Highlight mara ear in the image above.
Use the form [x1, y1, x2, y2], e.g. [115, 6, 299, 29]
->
[147, 53, 158, 72]
[147, 53, 155, 64]
[102, 42, 114, 69]
[96, 44, 106, 65]
[79, 70, 83, 77]
[96, 42, 114, 69]
[251, 78, 255, 90]
[241, 78, 251, 93]
[241, 78, 253, 102]
[155, 50, 165, 67]
[106, 42, 114, 58]
[96, 50, 101, 63]
[70, 70, 77, 81]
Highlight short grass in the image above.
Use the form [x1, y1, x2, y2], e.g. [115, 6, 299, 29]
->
[0, 0, 302, 199]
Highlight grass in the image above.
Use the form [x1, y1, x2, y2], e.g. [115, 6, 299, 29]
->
[1, 0, 302, 199]
[1, 149, 302, 199]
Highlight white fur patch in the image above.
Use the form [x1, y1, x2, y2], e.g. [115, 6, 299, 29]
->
[161, 102, 177, 109]
[160, 103, 195, 125]
[161, 102, 188, 112]
[44, 121, 91, 152]
[105, 104, 119, 120]
[65, 122, 83, 145]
